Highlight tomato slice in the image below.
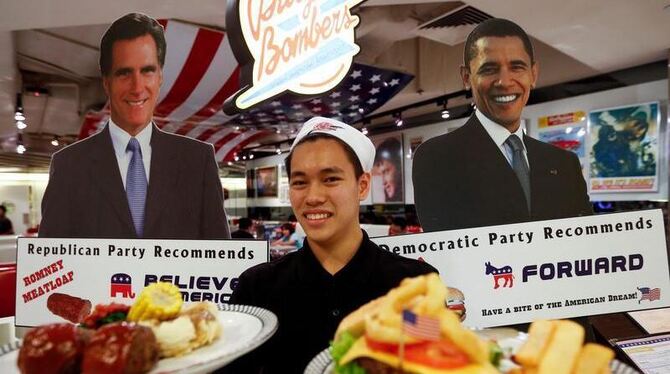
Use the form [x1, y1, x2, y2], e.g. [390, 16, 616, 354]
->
[365, 336, 470, 369]
[405, 340, 470, 369]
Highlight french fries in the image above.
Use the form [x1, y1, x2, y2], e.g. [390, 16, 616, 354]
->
[514, 320, 556, 367]
[573, 344, 615, 374]
[538, 321, 584, 374]
[513, 320, 615, 374]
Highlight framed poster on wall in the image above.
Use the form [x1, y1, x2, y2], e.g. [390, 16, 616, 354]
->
[537, 111, 588, 179]
[255, 166, 279, 198]
[371, 133, 404, 204]
[588, 102, 659, 193]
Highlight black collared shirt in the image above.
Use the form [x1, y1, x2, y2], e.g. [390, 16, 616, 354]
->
[224, 230, 437, 374]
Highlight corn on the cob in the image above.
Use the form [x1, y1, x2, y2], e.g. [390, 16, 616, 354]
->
[127, 282, 183, 321]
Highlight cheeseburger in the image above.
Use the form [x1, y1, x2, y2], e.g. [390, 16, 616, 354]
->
[330, 273, 500, 373]
[447, 287, 466, 322]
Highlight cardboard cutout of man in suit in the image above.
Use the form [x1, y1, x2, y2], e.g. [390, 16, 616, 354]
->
[39, 13, 230, 239]
[413, 18, 592, 232]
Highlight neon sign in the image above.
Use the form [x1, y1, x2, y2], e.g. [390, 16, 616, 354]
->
[224, 0, 365, 114]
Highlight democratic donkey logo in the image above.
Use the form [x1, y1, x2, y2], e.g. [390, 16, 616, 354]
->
[485, 262, 515, 289]
[110, 273, 136, 298]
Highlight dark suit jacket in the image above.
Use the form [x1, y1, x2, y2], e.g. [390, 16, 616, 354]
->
[39, 124, 230, 239]
[413, 114, 592, 232]
[412, 114, 595, 340]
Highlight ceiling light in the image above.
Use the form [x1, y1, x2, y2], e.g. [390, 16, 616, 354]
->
[249, 153, 254, 160]
[234, 154, 240, 161]
[227, 161, 233, 166]
[276, 128, 281, 134]
[276, 146, 282, 154]
[14, 112, 25, 121]
[17, 144, 26, 154]
[16, 121, 27, 130]
[440, 100, 450, 119]
[51, 136, 59, 146]
[234, 126, 240, 131]
[394, 113, 403, 127]
[361, 127, 368, 135]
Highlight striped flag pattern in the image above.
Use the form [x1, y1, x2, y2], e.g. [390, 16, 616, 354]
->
[639, 287, 661, 303]
[79, 19, 413, 163]
[402, 309, 441, 341]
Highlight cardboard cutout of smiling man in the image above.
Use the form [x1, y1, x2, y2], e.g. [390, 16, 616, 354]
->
[412, 18, 592, 233]
[39, 13, 230, 240]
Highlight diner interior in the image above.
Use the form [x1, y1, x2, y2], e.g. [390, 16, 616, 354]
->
[1, 0, 670, 371]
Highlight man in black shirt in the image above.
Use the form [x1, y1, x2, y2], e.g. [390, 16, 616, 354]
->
[226, 117, 436, 374]
[231, 217, 255, 239]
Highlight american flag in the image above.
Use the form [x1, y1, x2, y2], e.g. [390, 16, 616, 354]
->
[79, 20, 413, 163]
[639, 287, 661, 303]
[402, 309, 441, 341]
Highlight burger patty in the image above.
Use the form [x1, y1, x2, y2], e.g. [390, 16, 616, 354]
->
[357, 357, 410, 374]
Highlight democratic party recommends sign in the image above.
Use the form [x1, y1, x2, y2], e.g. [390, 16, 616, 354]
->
[15, 238, 268, 327]
[372, 209, 670, 328]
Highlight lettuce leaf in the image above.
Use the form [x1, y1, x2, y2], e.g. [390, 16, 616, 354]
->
[330, 332, 366, 374]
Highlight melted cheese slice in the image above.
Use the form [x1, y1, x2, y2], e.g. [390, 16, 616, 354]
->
[339, 338, 499, 374]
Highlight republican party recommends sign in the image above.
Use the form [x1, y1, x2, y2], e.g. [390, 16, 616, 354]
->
[15, 238, 268, 327]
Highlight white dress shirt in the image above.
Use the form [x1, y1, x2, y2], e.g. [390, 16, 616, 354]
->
[476, 109, 529, 169]
[108, 120, 153, 188]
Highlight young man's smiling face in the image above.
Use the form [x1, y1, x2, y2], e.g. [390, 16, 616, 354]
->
[289, 138, 370, 249]
[461, 36, 538, 132]
[103, 34, 163, 136]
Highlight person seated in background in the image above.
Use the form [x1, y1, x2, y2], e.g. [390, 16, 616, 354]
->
[226, 116, 436, 374]
[270, 222, 302, 248]
[388, 216, 408, 236]
[0, 205, 14, 235]
[231, 217, 255, 239]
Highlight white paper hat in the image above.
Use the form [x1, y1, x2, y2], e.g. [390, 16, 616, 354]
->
[290, 117, 375, 173]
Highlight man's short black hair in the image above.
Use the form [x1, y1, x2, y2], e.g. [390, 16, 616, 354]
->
[100, 13, 167, 76]
[284, 133, 364, 179]
[391, 216, 407, 229]
[463, 18, 535, 67]
[238, 217, 252, 230]
[374, 137, 402, 167]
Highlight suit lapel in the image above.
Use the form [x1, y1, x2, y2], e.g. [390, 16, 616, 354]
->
[466, 116, 530, 214]
[89, 125, 136, 236]
[144, 125, 179, 236]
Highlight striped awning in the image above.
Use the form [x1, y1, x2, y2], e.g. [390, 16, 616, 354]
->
[79, 20, 413, 163]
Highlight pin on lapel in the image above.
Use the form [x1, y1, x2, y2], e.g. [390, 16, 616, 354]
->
[550, 169, 558, 175]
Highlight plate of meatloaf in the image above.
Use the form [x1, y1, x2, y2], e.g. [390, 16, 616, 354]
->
[0, 304, 277, 374]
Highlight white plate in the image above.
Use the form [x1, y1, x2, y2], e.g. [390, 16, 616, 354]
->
[305, 327, 639, 374]
[0, 304, 277, 374]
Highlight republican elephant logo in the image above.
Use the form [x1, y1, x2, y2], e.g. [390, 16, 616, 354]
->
[110, 273, 136, 298]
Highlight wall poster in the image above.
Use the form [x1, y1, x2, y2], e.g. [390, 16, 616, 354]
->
[255, 166, 279, 198]
[537, 111, 588, 178]
[371, 133, 404, 204]
[588, 102, 659, 192]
